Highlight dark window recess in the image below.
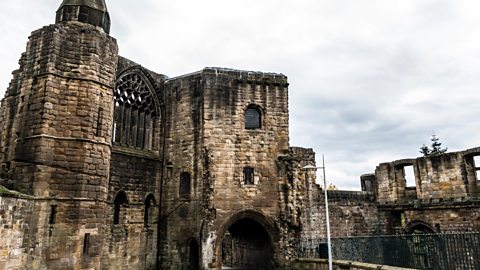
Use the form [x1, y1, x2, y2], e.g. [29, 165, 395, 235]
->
[113, 191, 128, 225]
[243, 167, 255, 185]
[83, 233, 90, 254]
[56, 5, 110, 33]
[49, 205, 57, 225]
[78, 6, 89, 23]
[179, 172, 191, 199]
[144, 194, 155, 227]
[245, 107, 261, 129]
[95, 108, 104, 136]
[62, 6, 77, 21]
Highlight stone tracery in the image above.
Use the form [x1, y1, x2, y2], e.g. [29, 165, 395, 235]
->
[113, 72, 157, 150]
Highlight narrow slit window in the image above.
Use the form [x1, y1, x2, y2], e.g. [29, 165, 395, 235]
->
[49, 205, 57, 225]
[83, 233, 90, 254]
[95, 108, 104, 136]
[243, 167, 255, 185]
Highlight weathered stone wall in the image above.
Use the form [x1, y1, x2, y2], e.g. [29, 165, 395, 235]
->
[104, 151, 160, 270]
[0, 22, 117, 195]
[100, 56, 164, 270]
[375, 148, 480, 204]
[294, 147, 381, 240]
[371, 148, 480, 234]
[0, 193, 33, 270]
[157, 71, 206, 269]
[158, 68, 293, 269]
[302, 188, 380, 239]
[201, 68, 290, 268]
[0, 19, 118, 270]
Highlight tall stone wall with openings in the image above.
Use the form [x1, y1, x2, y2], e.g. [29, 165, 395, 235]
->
[155, 68, 296, 269]
[371, 148, 480, 234]
[199, 68, 290, 268]
[101, 57, 164, 270]
[2, 1, 480, 269]
[375, 148, 480, 204]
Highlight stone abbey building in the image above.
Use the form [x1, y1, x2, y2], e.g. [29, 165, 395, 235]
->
[0, 1, 479, 270]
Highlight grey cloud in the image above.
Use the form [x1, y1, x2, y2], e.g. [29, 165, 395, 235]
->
[1, 0, 480, 189]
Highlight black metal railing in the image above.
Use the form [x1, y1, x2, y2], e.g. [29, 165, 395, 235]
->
[295, 232, 480, 270]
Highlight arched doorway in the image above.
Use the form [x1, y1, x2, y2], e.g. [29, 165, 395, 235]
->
[220, 217, 274, 269]
[407, 220, 436, 234]
[406, 221, 438, 269]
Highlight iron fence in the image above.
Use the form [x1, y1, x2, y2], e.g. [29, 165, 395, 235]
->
[295, 232, 480, 270]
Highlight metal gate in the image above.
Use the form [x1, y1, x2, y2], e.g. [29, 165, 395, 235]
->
[295, 232, 480, 270]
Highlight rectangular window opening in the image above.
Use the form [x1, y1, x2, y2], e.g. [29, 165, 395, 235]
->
[83, 233, 90, 254]
[404, 165, 416, 187]
[474, 156, 480, 181]
[243, 167, 255, 185]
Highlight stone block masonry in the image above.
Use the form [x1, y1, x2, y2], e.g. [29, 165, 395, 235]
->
[0, 191, 34, 270]
[0, 16, 119, 269]
[0, 1, 479, 269]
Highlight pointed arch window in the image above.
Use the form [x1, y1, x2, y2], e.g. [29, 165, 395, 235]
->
[113, 191, 128, 225]
[113, 72, 157, 150]
[144, 194, 156, 227]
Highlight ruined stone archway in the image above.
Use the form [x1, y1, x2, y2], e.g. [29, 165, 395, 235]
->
[406, 220, 436, 234]
[215, 210, 278, 270]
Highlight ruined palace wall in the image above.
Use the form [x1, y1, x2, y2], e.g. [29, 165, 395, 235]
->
[293, 147, 381, 240]
[100, 57, 164, 270]
[103, 152, 160, 270]
[304, 189, 380, 239]
[201, 68, 290, 224]
[201, 68, 291, 266]
[371, 148, 480, 234]
[402, 206, 480, 232]
[378, 201, 480, 234]
[375, 148, 480, 204]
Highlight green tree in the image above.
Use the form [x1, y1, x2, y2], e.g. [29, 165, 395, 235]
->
[420, 134, 448, 156]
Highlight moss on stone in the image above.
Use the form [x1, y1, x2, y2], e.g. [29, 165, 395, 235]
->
[0, 185, 29, 197]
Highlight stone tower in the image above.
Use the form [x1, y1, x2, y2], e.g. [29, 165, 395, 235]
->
[0, 0, 118, 268]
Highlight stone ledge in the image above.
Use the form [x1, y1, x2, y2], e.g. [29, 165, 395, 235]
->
[289, 258, 415, 270]
[112, 145, 160, 160]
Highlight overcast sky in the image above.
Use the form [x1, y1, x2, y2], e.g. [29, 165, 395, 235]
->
[1, 0, 479, 189]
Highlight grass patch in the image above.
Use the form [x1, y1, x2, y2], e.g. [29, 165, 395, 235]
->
[0, 185, 7, 193]
[0, 185, 27, 196]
